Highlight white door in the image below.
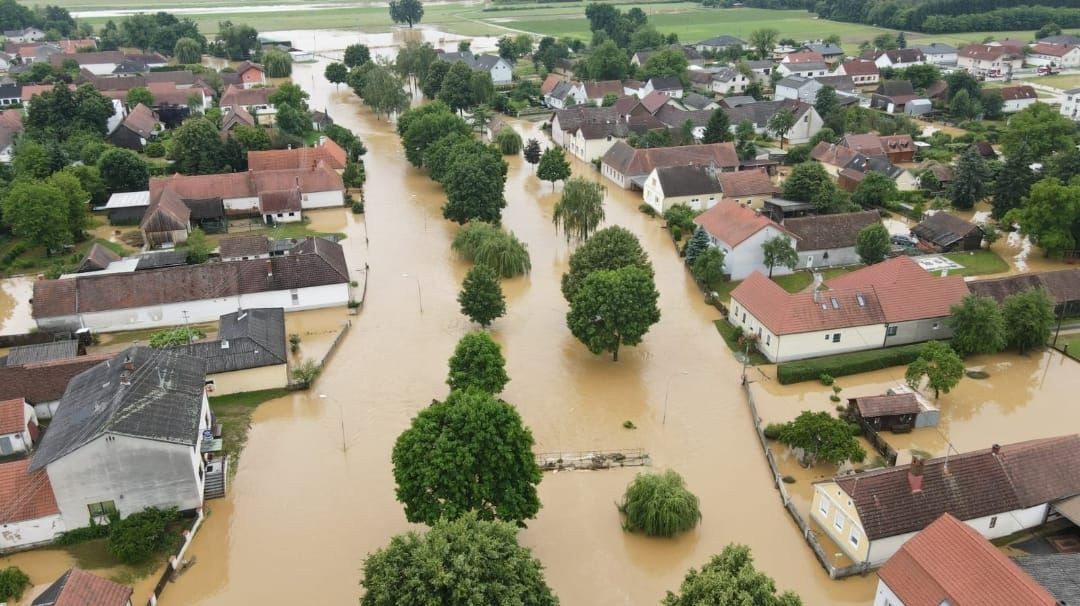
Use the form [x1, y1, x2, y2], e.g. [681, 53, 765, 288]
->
[805, 255, 814, 268]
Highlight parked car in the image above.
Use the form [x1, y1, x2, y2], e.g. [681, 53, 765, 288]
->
[891, 234, 918, 247]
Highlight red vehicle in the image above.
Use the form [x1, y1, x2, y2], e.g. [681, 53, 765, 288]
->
[1038, 65, 1059, 76]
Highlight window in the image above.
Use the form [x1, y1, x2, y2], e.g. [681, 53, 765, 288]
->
[932, 322, 940, 330]
[834, 511, 846, 531]
[849, 527, 860, 547]
[887, 325, 898, 337]
[88, 500, 118, 523]
[832, 333, 841, 343]
[0, 436, 11, 455]
[742, 313, 746, 322]
[291, 290, 299, 305]
[819, 497, 829, 516]
[989, 516, 997, 528]
[766, 335, 770, 345]
[825, 334, 831, 341]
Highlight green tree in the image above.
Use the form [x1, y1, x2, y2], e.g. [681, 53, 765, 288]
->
[618, 470, 701, 538]
[523, 138, 542, 170]
[215, 21, 258, 60]
[438, 61, 477, 113]
[585, 39, 630, 80]
[470, 71, 495, 107]
[735, 119, 756, 160]
[184, 227, 211, 264]
[447, 331, 509, 394]
[776, 411, 866, 466]
[231, 124, 271, 156]
[458, 265, 507, 327]
[442, 145, 509, 224]
[767, 107, 796, 149]
[692, 247, 725, 286]
[268, 81, 309, 111]
[1001, 102, 1076, 160]
[169, 117, 225, 174]
[495, 126, 522, 155]
[421, 59, 449, 99]
[901, 63, 941, 90]
[399, 102, 470, 167]
[362, 64, 409, 119]
[944, 71, 981, 102]
[562, 225, 652, 301]
[360, 514, 558, 606]
[126, 86, 153, 108]
[1, 180, 69, 251]
[1002, 289, 1055, 355]
[452, 222, 531, 277]
[748, 27, 779, 58]
[781, 162, 832, 203]
[567, 265, 660, 361]
[947, 294, 1007, 357]
[949, 146, 990, 210]
[1005, 177, 1080, 258]
[537, 146, 571, 190]
[343, 43, 371, 68]
[389, 0, 424, 28]
[149, 326, 205, 348]
[26, 83, 113, 140]
[814, 86, 839, 122]
[274, 103, 309, 137]
[640, 48, 689, 84]
[664, 545, 802, 606]
[905, 341, 965, 398]
[992, 143, 1036, 220]
[0, 567, 30, 603]
[1037, 22, 1062, 38]
[683, 225, 711, 266]
[948, 88, 982, 122]
[64, 164, 108, 206]
[47, 171, 90, 240]
[173, 36, 202, 64]
[395, 40, 438, 94]
[97, 147, 149, 192]
[701, 107, 731, 144]
[392, 389, 541, 525]
[324, 62, 348, 88]
[855, 223, 891, 265]
[106, 507, 179, 565]
[761, 236, 797, 278]
[852, 171, 898, 208]
[553, 176, 605, 242]
[982, 92, 1005, 120]
[13, 140, 56, 179]
[602, 92, 619, 107]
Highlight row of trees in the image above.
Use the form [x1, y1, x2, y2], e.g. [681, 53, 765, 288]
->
[0, 0, 79, 38]
[97, 11, 206, 57]
[949, 290, 1056, 358]
[812, 0, 1080, 33]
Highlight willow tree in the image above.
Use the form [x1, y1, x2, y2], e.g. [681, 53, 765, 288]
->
[618, 470, 701, 537]
[553, 176, 605, 243]
[451, 222, 532, 278]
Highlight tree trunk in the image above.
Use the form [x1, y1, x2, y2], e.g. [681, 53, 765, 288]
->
[768, 264, 774, 278]
[612, 347, 619, 361]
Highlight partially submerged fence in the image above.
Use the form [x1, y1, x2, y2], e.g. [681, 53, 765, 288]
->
[535, 448, 651, 472]
[147, 508, 205, 605]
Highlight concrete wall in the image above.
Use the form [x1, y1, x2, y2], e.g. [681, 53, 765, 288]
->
[36, 282, 350, 333]
[1063, 89, 1080, 122]
[883, 316, 951, 347]
[797, 246, 860, 269]
[0, 513, 65, 553]
[224, 196, 260, 212]
[207, 363, 289, 396]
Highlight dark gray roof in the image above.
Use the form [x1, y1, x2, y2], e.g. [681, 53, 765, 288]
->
[777, 76, 812, 90]
[843, 153, 906, 180]
[912, 212, 981, 247]
[783, 61, 828, 73]
[136, 250, 189, 270]
[548, 80, 574, 101]
[0, 82, 21, 99]
[76, 243, 122, 273]
[648, 76, 682, 91]
[803, 43, 844, 56]
[1037, 34, 1080, 46]
[721, 96, 756, 108]
[654, 164, 723, 197]
[814, 75, 856, 93]
[724, 99, 811, 128]
[181, 308, 287, 374]
[744, 60, 772, 70]
[784, 210, 881, 251]
[697, 35, 745, 47]
[30, 346, 207, 471]
[5, 341, 79, 367]
[474, 53, 507, 70]
[878, 80, 916, 97]
[1012, 554, 1080, 605]
[654, 104, 712, 129]
[681, 92, 714, 110]
[910, 42, 957, 54]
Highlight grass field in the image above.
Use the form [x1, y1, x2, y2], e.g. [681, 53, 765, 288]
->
[1034, 74, 1080, 91]
[942, 249, 1010, 277]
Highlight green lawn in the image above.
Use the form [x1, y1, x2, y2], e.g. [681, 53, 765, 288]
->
[1053, 333, 1080, 359]
[771, 271, 813, 293]
[714, 319, 770, 365]
[0, 237, 136, 278]
[943, 249, 1009, 277]
[1031, 74, 1080, 91]
[210, 388, 292, 472]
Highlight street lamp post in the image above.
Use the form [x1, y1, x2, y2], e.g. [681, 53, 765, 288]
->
[319, 393, 347, 452]
[662, 371, 689, 426]
[402, 273, 423, 314]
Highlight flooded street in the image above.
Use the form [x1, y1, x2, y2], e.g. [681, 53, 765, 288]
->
[156, 58, 878, 605]
[0, 276, 35, 336]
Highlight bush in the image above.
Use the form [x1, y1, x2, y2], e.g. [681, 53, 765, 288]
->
[618, 470, 701, 538]
[638, 203, 656, 217]
[762, 423, 783, 440]
[671, 226, 682, 241]
[291, 359, 320, 388]
[777, 342, 931, 385]
[829, 394, 841, 402]
[0, 567, 30, 602]
[55, 521, 112, 545]
[144, 142, 165, 157]
[107, 507, 180, 565]
[149, 327, 205, 348]
[351, 200, 365, 214]
[819, 373, 834, 386]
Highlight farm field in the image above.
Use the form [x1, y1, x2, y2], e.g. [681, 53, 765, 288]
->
[1035, 73, 1080, 91]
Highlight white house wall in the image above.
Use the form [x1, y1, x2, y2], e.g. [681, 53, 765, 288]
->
[712, 226, 795, 280]
[787, 108, 823, 144]
[301, 190, 345, 209]
[36, 283, 350, 333]
[883, 316, 952, 347]
[489, 62, 513, 86]
[797, 246, 860, 269]
[224, 196, 260, 212]
[873, 580, 905, 606]
[1001, 98, 1037, 113]
[601, 161, 630, 189]
[0, 513, 65, 553]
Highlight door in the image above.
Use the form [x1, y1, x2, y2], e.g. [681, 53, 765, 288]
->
[805, 255, 814, 268]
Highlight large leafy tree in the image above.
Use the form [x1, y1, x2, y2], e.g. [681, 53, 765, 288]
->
[553, 177, 605, 242]
[173, 36, 202, 64]
[852, 171, 898, 208]
[389, 0, 424, 27]
[664, 544, 803, 606]
[343, 44, 371, 68]
[0, 181, 70, 251]
[447, 331, 509, 394]
[399, 102, 471, 167]
[761, 236, 797, 278]
[47, 171, 90, 240]
[948, 89, 981, 122]
[905, 341, 965, 398]
[13, 140, 57, 180]
[268, 82, 309, 111]
[684, 225, 711, 266]
[523, 138, 542, 169]
[26, 84, 113, 140]
[618, 470, 701, 538]
[361, 64, 409, 119]
[442, 144, 509, 224]
[948, 294, 1006, 357]
[420, 59, 450, 99]
[567, 265, 660, 361]
[776, 411, 866, 466]
[1001, 102, 1076, 160]
[97, 148, 149, 193]
[395, 40, 438, 94]
[458, 265, 507, 328]
[586, 40, 630, 80]
[536, 146, 571, 190]
[1006, 177, 1080, 258]
[767, 107, 796, 149]
[392, 389, 542, 525]
[263, 49, 292, 77]
[782, 162, 832, 203]
[360, 513, 558, 606]
[438, 61, 477, 114]
[855, 223, 891, 265]
[701, 107, 731, 144]
[215, 21, 258, 60]
[748, 28, 778, 58]
[814, 86, 839, 122]
[562, 225, 652, 302]
[949, 146, 990, 210]
[169, 117, 225, 174]
[1002, 289, 1055, 355]
[691, 247, 726, 286]
[992, 143, 1036, 220]
[640, 48, 689, 84]
[126, 86, 153, 108]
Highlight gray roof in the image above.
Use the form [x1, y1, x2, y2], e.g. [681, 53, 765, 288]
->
[654, 164, 723, 197]
[548, 80, 575, 101]
[803, 43, 844, 56]
[721, 96, 756, 108]
[912, 211, 981, 247]
[29, 346, 207, 471]
[814, 75, 857, 93]
[777, 76, 813, 90]
[697, 35, 745, 47]
[744, 60, 772, 70]
[724, 99, 811, 128]
[783, 61, 828, 73]
[1012, 554, 1080, 605]
[910, 42, 957, 54]
[0, 82, 21, 99]
[135, 250, 189, 270]
[438, 51, 507, 72]
[1036, 35, 1080, 46]
[783, 210, 881, 251]
[878, 80, 916, 97]
[654, 104, 712, 129]
[181, 308, 287, 374]
[681, 92, 714, 110]
[76, 242, 121, 273]
[844, 153, 906, 180]
[5, 341, 79, 367]
[648, 76, 682, 91]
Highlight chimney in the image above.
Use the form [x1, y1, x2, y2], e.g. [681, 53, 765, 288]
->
[265, 259, 273, 279]
[907, 457, 924, 493]
[991, 443, 1001, 456]
[122, 355, 134, 372]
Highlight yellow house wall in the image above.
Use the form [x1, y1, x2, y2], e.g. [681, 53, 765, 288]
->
[207, 364, 289, 396]
[811, 482, 870, 563]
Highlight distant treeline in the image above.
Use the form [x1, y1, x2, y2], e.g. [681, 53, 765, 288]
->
[737, 0, 1080, 33]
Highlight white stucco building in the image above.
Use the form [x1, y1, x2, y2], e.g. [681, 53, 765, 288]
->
[1026, 43, 1080, 68]
[0, 459, 64, 552]
[693, 201, 796, 280]
[1062, 87, 1080, 121]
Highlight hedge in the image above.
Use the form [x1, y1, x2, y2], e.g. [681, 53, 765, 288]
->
[777, 342, 929, 385]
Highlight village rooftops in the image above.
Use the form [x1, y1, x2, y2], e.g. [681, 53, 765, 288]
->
[653, 164, 723, 198]
[221, 84, 278, 108]
[912, 212, 981, 249]
[839, 59, 880, 76]
[910, 42, 957, 55]
[602, 140, 739, 178]
[693, 201, 792, 248]
[715, 170, 777, 198]
[148, 164, 344, 206]
[0, 459, 59, 526]
[48, 50, 123, 68]
[878, 513, 1057, 606]
[553, 106, 620, 133]
[0, 354, 116, 404]
[219, 234, 271, 259]
[259, 188, 302, 213]
[31, 237, 349, 321]
[0, 398, 26, 434]
[731, 272, 887, 335]
[958, 44, 1018, 62]
[75, 243, 122, 274]
[181, 308, 287, 374]
[989, 85, 1037, 101]
[782, 210, 881, 251]
[784, 51, 825, 64]
[32, 567, 135, 606]
[30, 347, 207, 471]
[697, 35, 746, 47]
[4, 340, 78, 367]
[1013, 554, 1080, 605]
[826, 256, 969, 323]
[247, 137, 347, 171]
[723, 99, 813, 129]
[639, 90, 671, 114]
[967, 268, 1080, 306]
[119, 103, 160, 139]
[824, 435, 1080, 541]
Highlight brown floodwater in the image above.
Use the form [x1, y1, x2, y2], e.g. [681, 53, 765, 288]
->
[148, 57, 882, 605]
[0, 276, 35, 336]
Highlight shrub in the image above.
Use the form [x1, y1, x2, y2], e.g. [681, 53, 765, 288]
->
[451, 222, 531, 277]
[638, 203, 656, 217]
[618, 470, 701, 538]
[289, 334, 301, 354]
[107, 507, 180, 565]
[819, 373, 834, 386]
[0, 567, 30, 602]
[144, 142, 165, 157]
[671, 226, 682, 241]
[777, 342, 930, 385]
[55, 521, 112, 545]
[623, 420, 636, 429]
[781, 475, 795, 484]
[762, 423, 783, 440]
[351, 200, 365, 214]
[829, 394, 841, 402]
[494, 126, 522, 155]
[149, 327, 205, 348]
[291, 359, 320, 388]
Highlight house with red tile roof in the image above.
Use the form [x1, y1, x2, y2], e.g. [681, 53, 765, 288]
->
[1027, 43, 1080, 68]
[32, 567, 133, 606]
[693, 201, 796, 280]
[985, 85, 1037, 113]
[247, 136, 347, 172]
[834, 60, 880, 87]
[729, 256, 969, 361]
[874, 513, 1057, 606]
[0, 397, 39, 456]
[601, 140, 739, 189]
[957, 44, 1022, 76]
[0, 458, 63, 552]
[812, 435, 1080, 568]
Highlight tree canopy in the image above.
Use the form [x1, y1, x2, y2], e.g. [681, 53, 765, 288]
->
[389, 0, 424, 27]
[949, 146, 991, 210]
[1006, 177, 1080, 258]
[775, 411, 865, 466]
[1002, 289, 1055, 355]
[852, 171, 898, 209]
[169, 117, 225, 174]
[97, 147, 149, 193]
[458, 265, 507, 328]
[566, 265, 660, 361]
[537, 147, 572, 189]
[782, 162, 833, 203]
[561, 225, 652, 302]
[618, 470, 701, 538]
[905, 341, 965, 398]
[761, 236, 798, 278]
[855, 223, 891, 265]
[398, 102, 471, 167]
[948, 294, 1006, 357]
[392, 389, 542, 525]
[447, 331, 509, 394]
[553, 177, 605, 242]
[701, 107, 732, 144]
[1001, 102, 1076, 161]
[663, 544, 802, 606]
